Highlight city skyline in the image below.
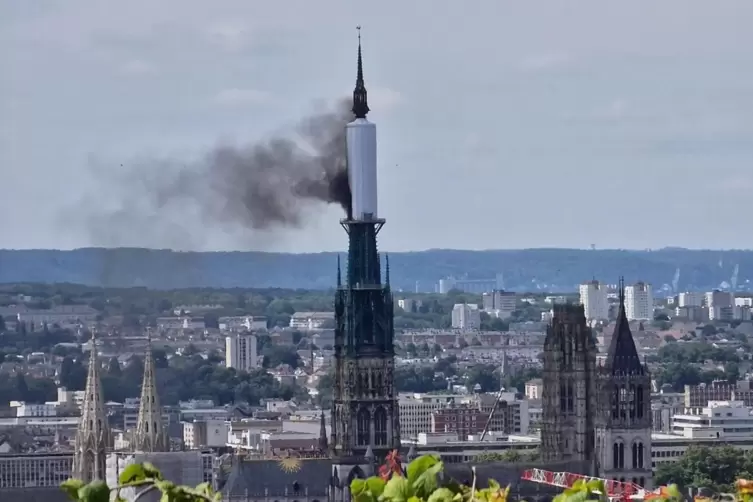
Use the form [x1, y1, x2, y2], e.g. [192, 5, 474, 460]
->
[2, 1, 753, 252]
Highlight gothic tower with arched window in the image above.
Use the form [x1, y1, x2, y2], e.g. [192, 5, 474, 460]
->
[540, 303, 597, 468]
[329, 31, 399, 501]
[595, 279, 652, 489]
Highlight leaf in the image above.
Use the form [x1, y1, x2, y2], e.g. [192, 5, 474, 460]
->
[351, 478, 367, 495]
[195, 482, 214, 496]
[77, 481, 110, 502]
[384, 475, 413, 502]
[61, 479, 85, 501]
[429, 488, 457, 502]
[488, 480, 501, 492]
[143, 462, 163, 480]
[366, 476, 387, 497]
[119, 463, 147, 484]
[407, 455, 440, 483]
[412, 460, 443, 498]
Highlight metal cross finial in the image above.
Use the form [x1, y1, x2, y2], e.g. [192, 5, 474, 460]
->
[357, 25, 361, 40]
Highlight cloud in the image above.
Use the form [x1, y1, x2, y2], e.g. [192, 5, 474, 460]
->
[519, 52, 573, 72]
[204, 21, 250, 52]
[118, 59, 154, 75]
[211, 88, 271, 106]
[367, 87, 402, 112]
[713, 176, 753, 193]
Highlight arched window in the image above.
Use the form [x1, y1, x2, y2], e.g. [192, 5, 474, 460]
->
[619, 386, 628, 420]
[357, 408, 370, 445]
[636, 386, 644, 419]
[374, 407, 388, 446]
[145, 421, 149, 433]
[632, 442, 638, 469]
[619, 443, 625, 469]
[612, 443, 619, 469]
[639, 477, 645, 487]
[560, 383, 567, 412]
[637, 442, 644, 468]
[629, 385, 636, 419]
[566, 384, 574, 412]
[612, 385, 620, 420]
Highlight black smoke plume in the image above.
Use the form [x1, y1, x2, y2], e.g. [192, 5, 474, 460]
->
[71, 99, 353, 249]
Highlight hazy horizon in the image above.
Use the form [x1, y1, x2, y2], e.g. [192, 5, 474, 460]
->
[2, 1, 752, 252]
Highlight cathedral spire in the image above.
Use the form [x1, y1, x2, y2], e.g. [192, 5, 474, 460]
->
[352, 26, 369, 119]
[134, 329, 169, 452]
[73, 330, 112, 482]
[319, 411, 328, 452]
[605, 277, 644, 375]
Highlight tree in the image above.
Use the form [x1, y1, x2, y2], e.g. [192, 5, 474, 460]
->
[654, 445, 752, 493]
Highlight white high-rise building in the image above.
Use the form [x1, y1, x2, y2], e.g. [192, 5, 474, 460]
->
[225, 333, 258, 372]
[625, 282, 654, 321]
[678, 292, 704, 307]
[451, 303, 481, 330]
[579, 280, 609, 321]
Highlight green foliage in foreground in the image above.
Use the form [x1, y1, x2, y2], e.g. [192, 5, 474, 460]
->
[61, 462, 219, 502]
[63, 455, 689, 502]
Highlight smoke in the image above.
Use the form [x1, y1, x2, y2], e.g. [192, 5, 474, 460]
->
[71, 99, 353, 249]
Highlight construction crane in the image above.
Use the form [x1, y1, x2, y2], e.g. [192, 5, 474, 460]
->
[521, 468, 646, 501]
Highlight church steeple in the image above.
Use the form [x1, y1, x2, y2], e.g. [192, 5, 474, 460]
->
[133, 329, 169, 452]
[73, 331, 112, 482]
[605, 277, 644, 375]
[352, 26, 369, 119]
[319, 411, 328, 452]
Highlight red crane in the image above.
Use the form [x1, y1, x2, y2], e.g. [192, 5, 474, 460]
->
[521, 468, 646, 501]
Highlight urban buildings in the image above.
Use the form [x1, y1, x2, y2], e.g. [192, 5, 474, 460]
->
[451, 303, 481, 330]
[624, 282, 654, 321]
[579, 280, 609, 321]
[225, 333, 258, 372]
[482, 290, 517, 320]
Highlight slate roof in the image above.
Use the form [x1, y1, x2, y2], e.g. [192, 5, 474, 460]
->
[605, 285, 645, 376]
[221, 457, 332, 499]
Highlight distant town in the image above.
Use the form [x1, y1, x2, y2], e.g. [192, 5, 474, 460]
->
[0, 277, 748, 499]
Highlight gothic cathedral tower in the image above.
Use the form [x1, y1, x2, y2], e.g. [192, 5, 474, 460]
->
[330, 30, 399, 468]
[133, 332, 169, 452]
[73, 334, 112, 482]
[595, 279, 652, 489]
[540, 304, 597, 468]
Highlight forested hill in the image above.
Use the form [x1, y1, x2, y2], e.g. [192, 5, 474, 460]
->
[0, 247, 750, 292]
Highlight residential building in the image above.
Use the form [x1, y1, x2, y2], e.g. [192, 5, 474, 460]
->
[225, 333, 258, 372]
[289, 312, 334, 330]
[678, 292, 704, 308]
[451, 303, 481, 330]
[579, 280, 609, 321]
[625, 282, 654, 321]
[482, 290, 517, 320]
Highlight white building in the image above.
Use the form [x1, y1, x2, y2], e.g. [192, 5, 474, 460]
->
[678, 292, 704, 307]
[707, 290, 736, 321]
[579, 280, 609, 321]
[219, 316, 267, 332]
[625, 282, 654, 321]
[398, 298, 422, 313]
[289, 311, 334, 330]
[671, 400, 753, 439]
[451, 303, 481, 330]
[225, 333, 258, 372]
[482, 290, 516, 320]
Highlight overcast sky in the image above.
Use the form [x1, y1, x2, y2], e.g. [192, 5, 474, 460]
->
[2, 1, 753, 252]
